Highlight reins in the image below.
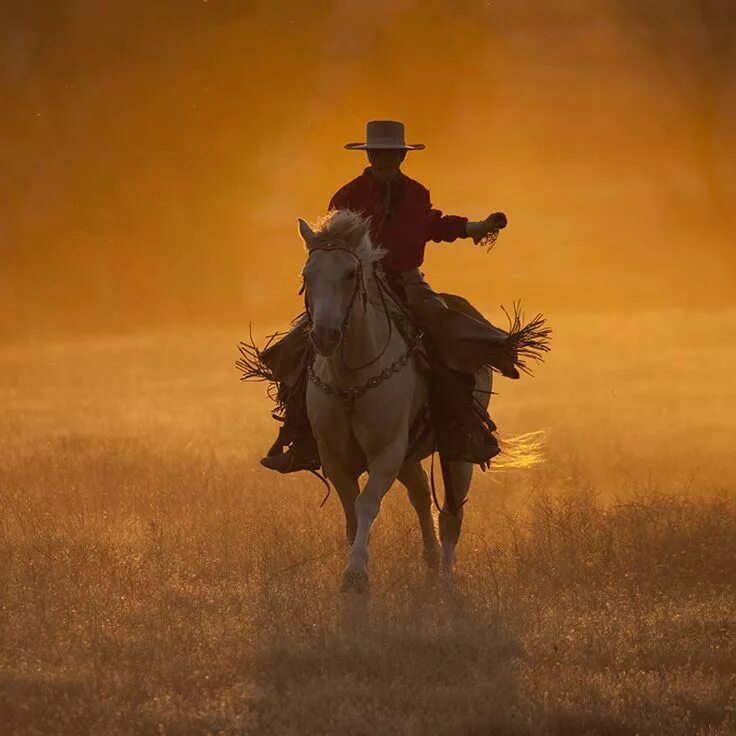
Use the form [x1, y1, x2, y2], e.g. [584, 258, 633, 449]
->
[303, 244, 395, 374]
[299, 234, 462, 516]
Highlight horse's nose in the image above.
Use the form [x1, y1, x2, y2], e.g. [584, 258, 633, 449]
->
[311, 325, 341, 356]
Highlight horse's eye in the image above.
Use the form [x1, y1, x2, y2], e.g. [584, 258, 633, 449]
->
[346, 271, 356, 280]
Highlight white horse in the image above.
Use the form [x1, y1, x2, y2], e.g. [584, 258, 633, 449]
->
[299, 210, 491, 592]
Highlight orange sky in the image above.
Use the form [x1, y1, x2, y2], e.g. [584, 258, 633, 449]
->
[2, 0, 735, 338]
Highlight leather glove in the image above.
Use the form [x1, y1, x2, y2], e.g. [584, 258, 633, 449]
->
[466, 212, 508, 244]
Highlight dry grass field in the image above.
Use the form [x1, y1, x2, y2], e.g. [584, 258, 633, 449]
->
[1, 311, 736, 735]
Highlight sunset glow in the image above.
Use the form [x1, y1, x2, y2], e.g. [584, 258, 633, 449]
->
[2, 3, 735, 734]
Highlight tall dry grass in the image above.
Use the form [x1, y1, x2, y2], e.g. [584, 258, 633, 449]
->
[1, 314, 735, 734]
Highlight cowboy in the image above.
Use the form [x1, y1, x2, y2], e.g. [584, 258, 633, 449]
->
[259, 120, 521, 474]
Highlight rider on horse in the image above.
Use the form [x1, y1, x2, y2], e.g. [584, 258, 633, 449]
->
[252, 120, 547, 475]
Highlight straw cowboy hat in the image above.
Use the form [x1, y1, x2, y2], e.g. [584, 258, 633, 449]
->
[344, 120, 425, 151]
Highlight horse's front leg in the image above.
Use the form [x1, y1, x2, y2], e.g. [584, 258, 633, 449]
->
[343, 438, 407, 593]
[309, 387, 363, 548]
[320, 451, 360, 546]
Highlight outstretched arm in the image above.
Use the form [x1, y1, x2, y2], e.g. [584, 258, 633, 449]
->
[425, 191, 507, 243]
[425, 193, 468, 243]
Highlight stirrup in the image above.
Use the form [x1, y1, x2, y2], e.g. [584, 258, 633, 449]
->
[260, 447, 320, 474]
[265, 425, 290, 457]
[441, 417, 501, 466]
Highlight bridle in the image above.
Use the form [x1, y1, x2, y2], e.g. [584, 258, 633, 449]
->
[302, 242, 394, 372]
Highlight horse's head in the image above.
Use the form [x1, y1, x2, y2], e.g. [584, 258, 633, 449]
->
[299, 210, 385, 357]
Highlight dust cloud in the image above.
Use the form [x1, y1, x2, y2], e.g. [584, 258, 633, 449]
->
[2, 316, 736, 733]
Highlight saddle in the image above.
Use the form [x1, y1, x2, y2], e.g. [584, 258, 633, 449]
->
[379, 280, 500, 474]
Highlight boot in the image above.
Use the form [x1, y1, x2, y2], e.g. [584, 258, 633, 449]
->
[435, 368, 501, 467]
[260, 431, 321, 473]
[443, 410, 501, 466]
[259, 373, 321, 474]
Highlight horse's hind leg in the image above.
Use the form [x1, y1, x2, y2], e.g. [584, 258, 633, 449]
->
[439, 461, 473, 576]
[398, 460, 440, 574]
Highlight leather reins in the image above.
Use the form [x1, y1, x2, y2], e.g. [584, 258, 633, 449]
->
[302, 244, 396, 373]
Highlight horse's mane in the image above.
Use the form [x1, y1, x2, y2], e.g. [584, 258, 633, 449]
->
[310, 209, 386, 264]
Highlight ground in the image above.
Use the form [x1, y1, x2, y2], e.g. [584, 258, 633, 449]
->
[1, 311, 735, 735]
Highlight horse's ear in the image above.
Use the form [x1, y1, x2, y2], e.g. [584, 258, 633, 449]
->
[297, 218, 315, 248]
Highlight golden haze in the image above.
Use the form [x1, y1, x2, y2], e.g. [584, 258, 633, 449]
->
[2, 0, 735, 337]
[2, 3, 736, 733]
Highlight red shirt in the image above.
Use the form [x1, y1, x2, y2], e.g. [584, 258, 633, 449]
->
[328, 167, 468, 273]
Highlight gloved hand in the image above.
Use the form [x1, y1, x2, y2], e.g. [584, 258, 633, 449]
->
[466, 212, 508, 244]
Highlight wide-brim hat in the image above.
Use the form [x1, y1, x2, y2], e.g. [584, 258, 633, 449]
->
[344, 120, 425, 151]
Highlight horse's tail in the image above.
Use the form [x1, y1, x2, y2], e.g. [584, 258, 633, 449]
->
[494, 429, 549, 469]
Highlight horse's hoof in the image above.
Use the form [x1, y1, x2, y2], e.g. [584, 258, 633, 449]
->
[440, 562, 455, 587]
[423, 544, 441, 574]
[341, 567, 370, 594]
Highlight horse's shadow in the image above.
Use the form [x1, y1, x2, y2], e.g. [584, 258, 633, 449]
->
[254, 573, 524, 731]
